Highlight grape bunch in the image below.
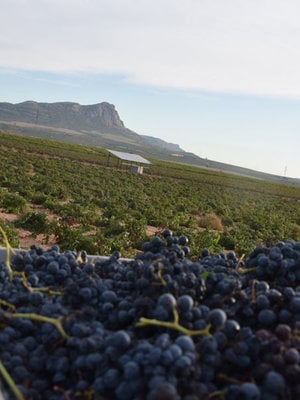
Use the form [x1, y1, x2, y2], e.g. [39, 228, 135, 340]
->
[0, 230, 299, 399]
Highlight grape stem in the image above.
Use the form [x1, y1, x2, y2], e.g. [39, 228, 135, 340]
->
[236, 254, 245, 269]
[74, 388, 95, 400]
[4, 312, 69, 340]
[235, 254, 257, 274]
[21, 280, 62, 296]
[136, 308, 211, 337]
[0, 226, 15, 282]
[0, 299, 16, 312]
[217, 373, 246, 384]
[236, 266, 256, 274]
[251, 279, 257, 302]
[0, 360, 25, 400]
[208, 389, 226, 399]
[156, 263, 167, 286]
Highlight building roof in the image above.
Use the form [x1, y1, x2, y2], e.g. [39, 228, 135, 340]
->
[107, 149, 151, 164]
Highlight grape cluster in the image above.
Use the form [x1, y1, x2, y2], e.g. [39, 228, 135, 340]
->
[0, 232, 299, 399]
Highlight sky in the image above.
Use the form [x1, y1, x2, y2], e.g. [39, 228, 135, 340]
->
[0, 0, 300, 178]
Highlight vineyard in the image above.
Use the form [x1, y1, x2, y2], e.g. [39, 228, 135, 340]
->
[0, 131, 299, 258]
[1, 131, 300, 399]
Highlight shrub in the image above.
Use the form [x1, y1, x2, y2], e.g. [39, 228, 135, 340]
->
[219, 226, 257, 255]
[197, 213, 224, 232]
[0, 193, 27, 214]
[51, 222, 98, 254]
[196, 229, 222, 254]
[29, 193, 50, 205]
[287, 223, 300, 241]
[14, 212, 49, 234]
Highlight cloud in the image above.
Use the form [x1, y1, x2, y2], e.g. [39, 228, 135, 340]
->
[2, 0, 300, 97]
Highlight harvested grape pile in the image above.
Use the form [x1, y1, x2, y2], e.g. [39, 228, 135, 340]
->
[0, 230, 300, 400]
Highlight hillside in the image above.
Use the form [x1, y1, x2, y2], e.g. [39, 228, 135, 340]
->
[0, 131, 299, 258]
[0, 100, 299, 186]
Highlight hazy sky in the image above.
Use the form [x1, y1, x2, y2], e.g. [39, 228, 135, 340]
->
[1, 0, 299, 178]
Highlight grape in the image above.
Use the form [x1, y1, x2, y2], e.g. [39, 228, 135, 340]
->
[175, 336, 195, 353]
[0, 239, 300, 399]
[263, 370, 286, 395]
[257, 309, 277, 328]
[147, 381, 179, 400]
[177, 294, 194, 312]
[275, 323, 292, 341]
[158, 293, 177, 309]
[123, 361, 141, 380]
[162, 229, 173, 238]
[284, 348, 300, 364]
[109, 330, 131, 350]
[228, 382, 261, 400]
[178, 235, 188, 246]
[223, 319, 240, 338]
[208, 308, 227, 330]
[101, 368, 119, 389]
[201, 248, 210, 258]
[255, 294, 270, 310]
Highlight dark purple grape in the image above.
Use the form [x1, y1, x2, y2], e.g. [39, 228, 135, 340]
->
[208, 308, 227, 330]
[147, 381, 180, 400]
[257, 309, 277, 328]
[162, 229, 173, 238]
[275, 324, 292, 341]
[1, 238, 300, 399]
[178, 235, 188, 246]
[223, 319, 240, 338]
[284, 348, 300, 364]
[175, 336, 195, 353]
[177, 295, 194, 312]
[158, 293, 177, 309]
[263, 370, 286, 395]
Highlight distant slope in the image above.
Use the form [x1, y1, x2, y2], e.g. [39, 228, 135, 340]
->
[0, 100, 183, 154]
[0, 100, 299, 186]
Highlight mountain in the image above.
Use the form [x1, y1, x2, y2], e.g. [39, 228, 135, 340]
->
[0, 100, 299, 186]
[0, 100, 183, 155]
[0, 101, 125, 131]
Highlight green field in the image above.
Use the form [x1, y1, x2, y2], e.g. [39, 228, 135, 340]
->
[0, 131, 299, 257]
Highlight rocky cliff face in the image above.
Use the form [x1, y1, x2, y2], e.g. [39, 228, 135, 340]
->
[0, 101, 125, 132]
[0, 100, 185, 153]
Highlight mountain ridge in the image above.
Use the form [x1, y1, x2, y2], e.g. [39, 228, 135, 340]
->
[0, 100, 126, 130]
[0, 100, 183, 153]
[0, 100, 299, 186]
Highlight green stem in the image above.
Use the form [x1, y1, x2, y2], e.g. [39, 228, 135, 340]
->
[0, 299, 15, 312]
[236, 267, 256, 274]
[157, 265, 167, 286]
[0, 360, 24, 400]
[136, 309, 211, 337]
[21, 277, 62, 296]
[173, 308, 179, 324]
[6, 312, 69, 340]
[31, 287, 62, 296]
[0, 226, 15, 282]
[208, 389, 226, 400]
